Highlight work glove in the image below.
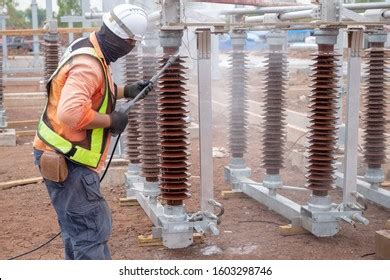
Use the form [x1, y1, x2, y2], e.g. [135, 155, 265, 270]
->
[109, 111, 129, 135]
[124, 80, 154, 100]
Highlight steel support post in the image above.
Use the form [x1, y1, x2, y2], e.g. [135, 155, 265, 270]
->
[336, 30, 346, 150]
[68, 22, 74, 44]
[31, 0, 40, 67]
[0, 29, 15, 146]
[197, 28, 214, 213]
[46, 0, 53, 21]
[0, 16, 8, 69]
[342, 28, 364, 207]
[81, 0, 91, 37]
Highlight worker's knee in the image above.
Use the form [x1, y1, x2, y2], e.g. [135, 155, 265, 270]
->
[64, 200, 112, 244]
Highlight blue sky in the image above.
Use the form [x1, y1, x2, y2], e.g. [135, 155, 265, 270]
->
[15, 0, 101, 11]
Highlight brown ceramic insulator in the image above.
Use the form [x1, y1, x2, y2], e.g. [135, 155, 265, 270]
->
[158, 50, 191, 206]
[139, 53, 160, 181]
[363, 43, 389, 169]
[42, 35, 59, 84]
[123, 51, 142, 164]
[262, 46, 288, 175]
[229, 50, 249, 158]
[305, 44, 340, 197]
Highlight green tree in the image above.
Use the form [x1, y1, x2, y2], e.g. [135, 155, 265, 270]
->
[0, 0, 28, 29]
[57, 0, 82, 27]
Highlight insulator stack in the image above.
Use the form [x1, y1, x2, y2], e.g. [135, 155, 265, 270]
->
[306, 44, 340, 197]
[363, 42, 388, 169]
[43, 33, 59, 84]
[228, 39, 249, 158]
[262, 46, 288, 175]
[139, 53, 160, 182]
[158, 50, 191, 206]
[123, 51, 141, 164]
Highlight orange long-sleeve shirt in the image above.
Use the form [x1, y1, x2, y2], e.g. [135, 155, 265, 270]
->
[34, 33, 115, 172]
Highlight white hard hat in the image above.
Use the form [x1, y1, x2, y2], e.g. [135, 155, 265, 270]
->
[103, 4, 148, 41]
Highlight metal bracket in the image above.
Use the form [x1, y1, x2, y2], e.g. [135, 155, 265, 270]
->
[342, 7, 372, 22]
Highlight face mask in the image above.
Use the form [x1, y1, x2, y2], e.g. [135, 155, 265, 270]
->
[96, 24, 135, 64]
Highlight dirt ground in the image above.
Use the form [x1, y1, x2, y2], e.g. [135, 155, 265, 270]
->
[0, 53, 389, 260]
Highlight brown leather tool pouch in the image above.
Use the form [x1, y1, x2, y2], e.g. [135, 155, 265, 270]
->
[40, 151, 69, 183]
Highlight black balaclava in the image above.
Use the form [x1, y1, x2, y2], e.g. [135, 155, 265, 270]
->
[96, 23, 135, 64]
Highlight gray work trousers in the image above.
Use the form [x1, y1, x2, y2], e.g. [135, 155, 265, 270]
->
[34, 149, 112, 260]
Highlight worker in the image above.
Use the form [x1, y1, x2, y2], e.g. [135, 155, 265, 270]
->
[32, 4, 152, 260]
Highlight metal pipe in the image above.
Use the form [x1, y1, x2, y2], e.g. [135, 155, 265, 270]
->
[244, 15, 264, 23]
[344, 2, 390, 10]
[222, 2, 390, 16]
[221, 6, 315, 16]
[84, 12, 104, 19]
[382, 10, 390, 18]
[245, 8, 316, 23]
[84, 10, 162, 23]
[148, 10, 162, 22]
[280, 186, 310, 192]
[279, 8, 317, 21]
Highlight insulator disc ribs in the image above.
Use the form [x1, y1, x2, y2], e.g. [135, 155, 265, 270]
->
[140, 53, 160, 182]
[43, 35, 59, 84]
[261, 51, 288, 174]
[305, 48, 340, 196]
[229, 50, 249, 158]
[158, 53, 191, 206]
[123, 51, 141, 164]
[363, 46, 389, 169]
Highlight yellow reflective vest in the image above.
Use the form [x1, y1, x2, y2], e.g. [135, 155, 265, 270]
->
[37, 38, 113, 168]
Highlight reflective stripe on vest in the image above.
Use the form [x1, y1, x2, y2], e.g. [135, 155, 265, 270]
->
[37, 43, 111, 168]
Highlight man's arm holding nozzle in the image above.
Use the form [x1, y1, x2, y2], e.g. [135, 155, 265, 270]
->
[85, 81, 154, 133]
[116, 80, 154, 100]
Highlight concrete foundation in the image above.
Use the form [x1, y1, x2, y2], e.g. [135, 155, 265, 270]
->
[0, 129, 17, 146]
[101, 165, 128, 189]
